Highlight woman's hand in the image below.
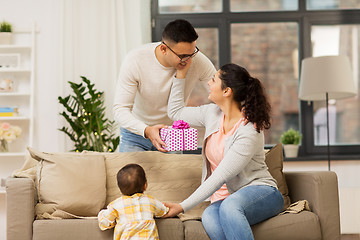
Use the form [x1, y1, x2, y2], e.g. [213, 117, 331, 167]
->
[175, 58, 192, 79]
[162, 202, 184, 218]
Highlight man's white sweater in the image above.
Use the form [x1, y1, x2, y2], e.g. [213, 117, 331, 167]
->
[113, 42, 216, 137]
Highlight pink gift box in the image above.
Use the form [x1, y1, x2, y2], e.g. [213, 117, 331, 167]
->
[160, 121, 197, 151]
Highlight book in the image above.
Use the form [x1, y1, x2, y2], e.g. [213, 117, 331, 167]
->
[0, 107, 19, 117]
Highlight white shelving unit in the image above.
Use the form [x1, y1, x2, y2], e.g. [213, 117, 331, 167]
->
[0, 23, 36, 190]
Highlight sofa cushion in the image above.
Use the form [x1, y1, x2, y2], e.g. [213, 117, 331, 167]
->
[183, 220, 210, 240]
[103, 151, 208, 221]
[28, 147, 106, 218]
[104, 151, 203, 205]
[33, 218, 185, 240]
[252, 211, 321, 240]
[265, 144, 291, 210]
[33, 219, 113, 240]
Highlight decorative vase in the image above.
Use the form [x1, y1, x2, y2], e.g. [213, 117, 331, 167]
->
[0, 139, 9, 152]
[0, 32, 12, 45]
[283, 144, 299, 158]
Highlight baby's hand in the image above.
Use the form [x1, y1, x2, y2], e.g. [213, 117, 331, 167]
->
[162, 202, 183, 218]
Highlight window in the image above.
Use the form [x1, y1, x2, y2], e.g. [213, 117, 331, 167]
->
[231, 22, 298, 144]
[306, 0, 360, 10]
[311, 24, 360, 146]
[152, 0, 360, 159]
[158, 0, 222, 13]
[231, 0, 298, 12]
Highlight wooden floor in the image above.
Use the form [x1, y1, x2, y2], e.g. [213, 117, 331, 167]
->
[342, 235, 360, 240]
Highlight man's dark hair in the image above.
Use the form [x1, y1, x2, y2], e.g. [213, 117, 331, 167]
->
[162, 19, 198, 44]
[117, 164, 147, 196]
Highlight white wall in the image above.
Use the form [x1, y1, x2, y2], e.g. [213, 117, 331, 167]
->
[0, 0, 152, 154]
[0, 1, 151, 239]
[0, 1, 62, 238]
[0, 0, 62, 152]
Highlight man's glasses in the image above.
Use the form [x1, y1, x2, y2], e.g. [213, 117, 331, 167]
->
[162, 41, 199, 62]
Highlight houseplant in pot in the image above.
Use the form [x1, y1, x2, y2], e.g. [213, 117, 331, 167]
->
[280, 128, 302, 158]
[58, 76, 120, 152]
[0, 21, 12, 45]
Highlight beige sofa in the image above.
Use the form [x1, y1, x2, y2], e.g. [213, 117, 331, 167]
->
[6, 146, 341, 240]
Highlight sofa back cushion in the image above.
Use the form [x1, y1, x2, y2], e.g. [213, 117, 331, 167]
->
[105, 145, 290, 211]
[28, 147, 106, 218]
[104, 151, 203, 205]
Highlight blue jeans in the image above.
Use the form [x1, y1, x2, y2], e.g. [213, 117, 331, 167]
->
[201, 185, 284, 240]
[119, 127, 157, 152]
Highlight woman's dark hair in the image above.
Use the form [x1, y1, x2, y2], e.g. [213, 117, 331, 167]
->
[117, 164, 147, 196]
[219, 63, 271, 133]
[162, 19, 198, 44]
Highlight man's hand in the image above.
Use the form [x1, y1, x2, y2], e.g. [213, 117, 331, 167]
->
[162, 202, 184, 218]
[175, 58, 192, 79]
[144, 124, 168, 152]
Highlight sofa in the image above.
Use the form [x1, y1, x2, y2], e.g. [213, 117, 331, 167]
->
[6, 145, 341, 240]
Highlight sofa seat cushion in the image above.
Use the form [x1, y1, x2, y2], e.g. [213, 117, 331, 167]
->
[252, 211, 321, 240]
[183, 220, 210, 240]
[183, 212, 320, 240]
[33, 219, 113, 240]
[33, 218, 184, 240]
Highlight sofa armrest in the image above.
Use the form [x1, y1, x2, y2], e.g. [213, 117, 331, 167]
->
[285, 171, 340, 240]
[6, 177, 36, 240]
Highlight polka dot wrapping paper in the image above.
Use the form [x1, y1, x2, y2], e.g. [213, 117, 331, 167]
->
[160, 127, 197, 151]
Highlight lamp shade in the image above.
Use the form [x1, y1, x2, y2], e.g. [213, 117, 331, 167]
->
[299, 55, 357, 101]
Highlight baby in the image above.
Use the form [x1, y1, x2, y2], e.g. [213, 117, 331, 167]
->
[98, 163, 168, 240]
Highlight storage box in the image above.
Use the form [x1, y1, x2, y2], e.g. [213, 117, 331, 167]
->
[160, 121, 197, 151]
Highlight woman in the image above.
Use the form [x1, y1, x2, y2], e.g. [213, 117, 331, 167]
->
[164, 63, 284, 240]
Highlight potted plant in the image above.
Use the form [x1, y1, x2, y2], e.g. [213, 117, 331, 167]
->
[280, 128, 302, 158]
[58, 76, 120, 152]
[0, 21, 12, 45]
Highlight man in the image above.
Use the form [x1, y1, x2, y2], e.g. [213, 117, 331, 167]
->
[113, 19, 216, 152]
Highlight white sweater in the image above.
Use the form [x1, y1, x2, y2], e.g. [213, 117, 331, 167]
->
[113, 42, 216, 137]
[167, 78, 278, 212]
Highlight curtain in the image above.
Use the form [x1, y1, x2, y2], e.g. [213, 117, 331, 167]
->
[59, 0, 151, 150]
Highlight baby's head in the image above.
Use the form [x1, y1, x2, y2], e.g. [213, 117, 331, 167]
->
[117, 163, 147, 196]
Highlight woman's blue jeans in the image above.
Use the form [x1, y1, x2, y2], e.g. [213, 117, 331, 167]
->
[119, 127, 157, 152]
[201, 185, 284, 240]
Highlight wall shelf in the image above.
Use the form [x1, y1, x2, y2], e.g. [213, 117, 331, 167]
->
[0, 69, 31, 73]
[0, 152, 26, 157]
[0, 92, 30, 96]
[0, 45, 31, 50]
[0, 116, 30, 121]
[0, 23, 36, 181]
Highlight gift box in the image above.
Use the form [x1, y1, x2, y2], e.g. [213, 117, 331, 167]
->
[160, 120, 197, 151]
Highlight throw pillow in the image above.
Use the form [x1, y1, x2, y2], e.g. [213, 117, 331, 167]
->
[104, 151, 203, 204]
[265, 143, 291, 210]
[28, 147, 106, 218]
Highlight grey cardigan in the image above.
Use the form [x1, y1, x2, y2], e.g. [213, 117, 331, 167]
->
[168, 77, 277, 212]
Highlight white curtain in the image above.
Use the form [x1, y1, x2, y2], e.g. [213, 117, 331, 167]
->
[59, 0, 151, 150]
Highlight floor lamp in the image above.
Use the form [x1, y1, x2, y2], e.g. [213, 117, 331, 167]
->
[298, 55, 357, 171]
